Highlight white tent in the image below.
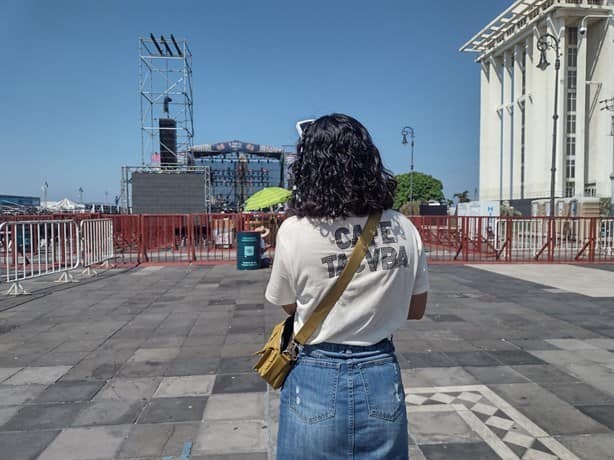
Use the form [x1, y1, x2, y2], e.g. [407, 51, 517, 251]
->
[41, 198, 86, 212]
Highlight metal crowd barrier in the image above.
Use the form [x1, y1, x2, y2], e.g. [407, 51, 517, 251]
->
[0, 220, 80, 294]
[80, 218, 114, 275]
[411, 215, 614, 263]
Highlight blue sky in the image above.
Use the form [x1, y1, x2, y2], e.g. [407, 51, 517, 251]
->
[0, 0, 510, 203]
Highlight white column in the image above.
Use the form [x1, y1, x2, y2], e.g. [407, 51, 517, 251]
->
[480, 57, 503, 201]
[526, 26, 550, 200]
[576, 24, 587, 198]
[524, 35, 536, 201]
[553, 18, 566, 201]
[502, 50, 514, 202]
[493, 56, 504, 203]
[479, 61, 490, 201]
[512, 45, 524, 200]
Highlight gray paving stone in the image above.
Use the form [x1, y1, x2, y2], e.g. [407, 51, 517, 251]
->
[197, 454, 268, 460]
[467, 339, 520, 351]
[138, 396, 207, 423]
[489, 383, 610, 435]
[408, 445, 427, 460]
[542, 382, 614, 406]
[164, 355, 220, 377]
[212, 373, 267, 394]
[464, 366, 530, 384]
[511, 338, 560, 351]
[218, 356, 256, 373]
[34, 380, 105, 403]
[0, 367, 22, 383]
[487, 350, 547, 366]
[401, 352, 455, 368]
[204, 393, 265, 421]
[3, 402, 88, 430]
[0, 384, 46, 406]
[37, 425, 131, 460]
[511, 364, 580, 384]
[115, 423, 175, 458]
[401, 367, 479, 387]
[0, 430, 60, 460]
[557, 432, 614, 460]
[444, 351, 501, 367]
[0, 405, 19, 426]
[419, 442, 500, 460]
[94, 377, 161, 401]
[153, 375, 215, 397]
[408, 411, 483, 445]
[72, 398, 147, 426]
[576, 405, 614, 431]
[193, 420, 267, 455]
[31, 351, 89, 366]
[60, 348, 135, 381]
[159, 422, 201, 457]
[4, 366, 72, 385]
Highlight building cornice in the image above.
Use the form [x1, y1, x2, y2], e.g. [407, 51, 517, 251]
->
[460, 0, 612, 61]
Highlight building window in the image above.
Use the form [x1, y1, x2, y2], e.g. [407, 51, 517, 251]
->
[567, 47, 577, 67]
[568, 27, 578, 46]
[584, 183, 596, 197]
[567, 70, 577, 89]
[564, 27, 579, 194]
[566, 137, 576, 156]
[567, 114, 576, 133]
[566, 158, 576, 179]
[567, 91, 576, 112]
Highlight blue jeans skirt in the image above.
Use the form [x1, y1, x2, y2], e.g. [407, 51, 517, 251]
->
[277, 339, 408, 460]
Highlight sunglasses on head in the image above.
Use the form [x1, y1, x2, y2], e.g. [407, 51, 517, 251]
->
[295, 119, 315, 139]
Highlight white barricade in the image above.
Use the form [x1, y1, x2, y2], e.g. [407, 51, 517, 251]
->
[0, 220, 80, 294]
[80, 219, 114, 275]
[495, 219, 548, 254]
[598, 219, 614, 256]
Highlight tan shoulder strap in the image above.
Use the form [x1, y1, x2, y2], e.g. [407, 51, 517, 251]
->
[293, 211, 382, 345]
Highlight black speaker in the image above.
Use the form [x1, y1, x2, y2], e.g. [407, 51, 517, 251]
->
[159, 118, 177, 165]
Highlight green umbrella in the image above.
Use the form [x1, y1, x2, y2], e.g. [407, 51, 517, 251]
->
[244, 187, 292, 211]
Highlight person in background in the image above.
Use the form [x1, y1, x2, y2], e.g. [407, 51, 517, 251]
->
[254, 225, 271, 268]
[266, 113, 429, 459]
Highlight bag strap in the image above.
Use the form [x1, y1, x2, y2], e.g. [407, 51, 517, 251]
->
[293, 211, 382, 345]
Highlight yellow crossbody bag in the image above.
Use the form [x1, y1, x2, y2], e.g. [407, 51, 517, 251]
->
[254, 212, 382, 389]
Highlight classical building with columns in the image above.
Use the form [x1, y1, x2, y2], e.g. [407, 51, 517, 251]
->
[461, 0, 613, 214]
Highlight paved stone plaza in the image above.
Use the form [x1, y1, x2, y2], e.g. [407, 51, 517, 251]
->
[0, 263, 614, 459]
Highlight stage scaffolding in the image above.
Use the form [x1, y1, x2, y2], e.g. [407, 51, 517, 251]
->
[139, 34, 194, 166]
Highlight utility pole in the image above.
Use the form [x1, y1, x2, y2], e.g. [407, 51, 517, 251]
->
[600, 98, 614, 216]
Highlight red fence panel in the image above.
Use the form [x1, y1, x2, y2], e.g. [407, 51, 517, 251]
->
[3, 213, 612, 266]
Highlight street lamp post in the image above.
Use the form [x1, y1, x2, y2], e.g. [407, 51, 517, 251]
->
[536, 33, 561, 218]
[600, 97, 614, 216]
[401, 126, 416, 212]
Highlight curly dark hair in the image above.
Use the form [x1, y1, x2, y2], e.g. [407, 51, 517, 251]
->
[288, 113, 396, 218]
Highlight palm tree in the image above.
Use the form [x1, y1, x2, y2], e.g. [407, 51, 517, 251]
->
[453, 190, 471, 203]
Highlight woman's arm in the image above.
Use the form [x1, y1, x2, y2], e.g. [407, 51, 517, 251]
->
[282, 303, 297, 315]
[407, 292, 427, 320]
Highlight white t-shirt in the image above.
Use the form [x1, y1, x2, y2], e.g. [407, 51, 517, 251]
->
[265, 209, 429, 345]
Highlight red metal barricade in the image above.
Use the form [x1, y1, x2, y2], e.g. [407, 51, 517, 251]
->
[409, 215, 614, 264]
[3, 213, 612, 266]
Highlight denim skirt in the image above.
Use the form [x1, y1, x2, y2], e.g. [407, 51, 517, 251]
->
[277, 339, 408, 460]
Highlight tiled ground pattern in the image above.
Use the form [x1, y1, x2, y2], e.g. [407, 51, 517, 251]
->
[0, 264, 613, 459]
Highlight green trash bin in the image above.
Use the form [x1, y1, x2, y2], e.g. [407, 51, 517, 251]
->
[237, 231, 261, 270]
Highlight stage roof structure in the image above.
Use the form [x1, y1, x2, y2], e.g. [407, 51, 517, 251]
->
[190, 140, 285, 160]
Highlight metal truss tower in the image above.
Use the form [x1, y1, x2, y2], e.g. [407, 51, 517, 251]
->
[139, 34, 194, 166]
